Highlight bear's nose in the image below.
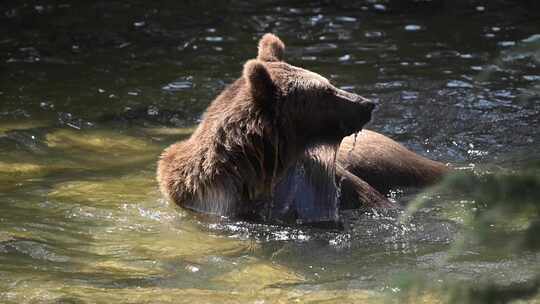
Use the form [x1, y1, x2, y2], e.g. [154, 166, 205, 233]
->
[360, 100, 376, 111]
[335, 88, 377, 111]
[363, 100, 376, 111]
[357, 96, 377, 111]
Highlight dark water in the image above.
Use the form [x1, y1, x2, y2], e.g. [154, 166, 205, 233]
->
[1, 1, 540, 303]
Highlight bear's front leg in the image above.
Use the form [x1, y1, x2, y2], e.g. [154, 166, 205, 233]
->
[336, 165, 396, 210]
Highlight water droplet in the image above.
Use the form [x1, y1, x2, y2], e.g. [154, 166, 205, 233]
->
[301, 56, 317, 61]
[205, 36, 223, 42]
[133, 21, 146, 28]
[474, 99, 497, 109]
[162, 81, 193, 91]
[339, 54, 351, 62]
[147, 105, 159, 116]
[493, 90, 515, 99]
[310, 14, 324, 23]
[40, 101, 54, 109]
[497, 41, 515, 47]
[289, 8, 301, 14]
[373, 4, 387, 11]
[375, 81, 406, 90]
[117, 42, 131, 49]
[401, 91, 418, 100]
[336, 16, 357, 22]
[186, 265, 200, 273]
[404, 24, 422, 32]
[447, 80, 473, 88]
[523, 75, 540, 81]
[467, 149, 488, 157]
[364, 31, 384, 38]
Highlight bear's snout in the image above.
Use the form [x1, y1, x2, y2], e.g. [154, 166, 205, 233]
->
[359, 98, 376, 112]
[335, 89, 375, 110]
[351, 94, 377, 114]
[351, 94, 376, 111]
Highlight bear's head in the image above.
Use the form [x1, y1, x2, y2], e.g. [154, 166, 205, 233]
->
[242, 33, 376, 147]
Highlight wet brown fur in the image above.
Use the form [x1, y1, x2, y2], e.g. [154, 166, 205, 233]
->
[157, 33, 449, 221]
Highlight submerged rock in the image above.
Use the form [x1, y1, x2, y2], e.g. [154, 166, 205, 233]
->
[45, 129, 154, 153]
[48, 174, 156, 206]
[212, 261, 304, 289]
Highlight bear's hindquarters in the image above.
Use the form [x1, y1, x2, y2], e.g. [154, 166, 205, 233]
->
[338, 130, 449, 194]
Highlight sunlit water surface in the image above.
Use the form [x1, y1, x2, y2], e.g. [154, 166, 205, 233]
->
[1, 1, 539, 303]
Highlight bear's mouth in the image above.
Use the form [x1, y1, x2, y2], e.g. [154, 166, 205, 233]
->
[338, 103, 373, 135]
[333, 90, 375, 134]
[339, 115, 371, 135]
[339, 121, 354, 134]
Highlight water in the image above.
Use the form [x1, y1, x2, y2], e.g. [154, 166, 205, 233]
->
[1, 1, 540, 303]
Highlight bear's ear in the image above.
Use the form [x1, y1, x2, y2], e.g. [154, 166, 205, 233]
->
[257, 33, 285, 62]
[243, 59, 275, 102]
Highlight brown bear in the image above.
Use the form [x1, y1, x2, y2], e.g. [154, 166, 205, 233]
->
[157, 33, 448, 224]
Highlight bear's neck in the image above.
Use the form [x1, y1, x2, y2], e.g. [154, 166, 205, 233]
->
[183, 115, 309, 216]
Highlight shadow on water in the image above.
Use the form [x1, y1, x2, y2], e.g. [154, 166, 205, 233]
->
[1, 0, 540, 303]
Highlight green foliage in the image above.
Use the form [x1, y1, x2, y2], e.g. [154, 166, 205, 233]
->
[400, 163, 540, 303]
[447, 276, 540, 304]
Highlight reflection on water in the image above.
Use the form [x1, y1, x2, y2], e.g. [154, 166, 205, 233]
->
[1, 1, 539, 303]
